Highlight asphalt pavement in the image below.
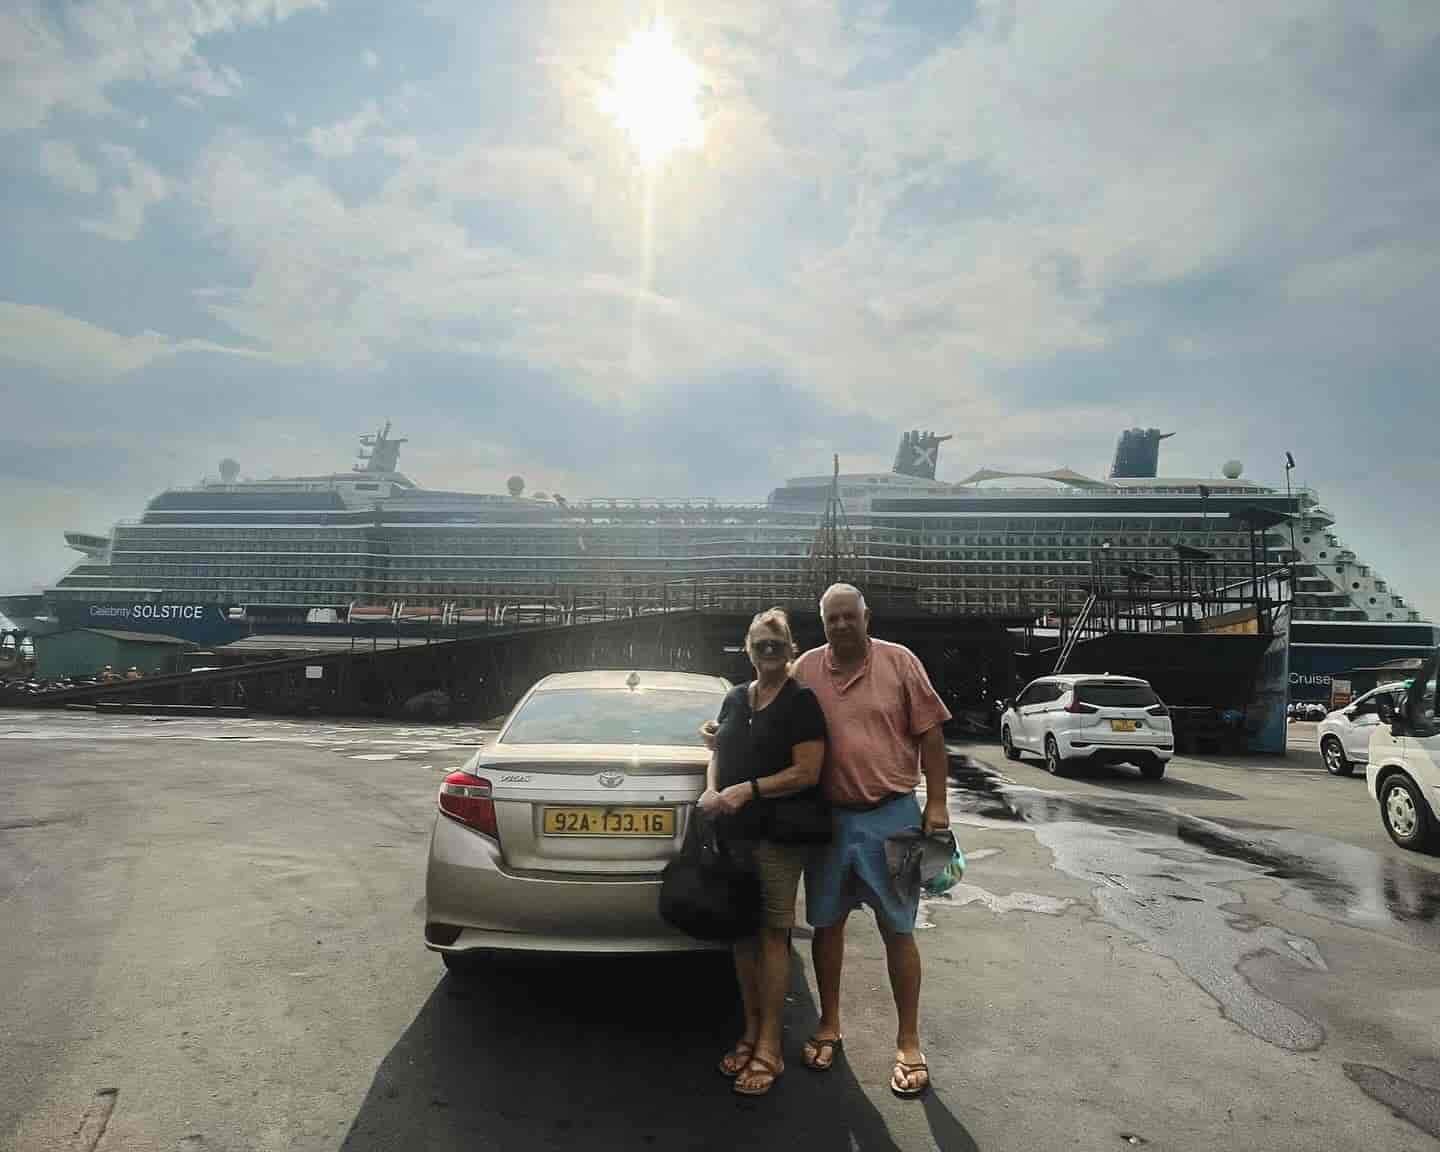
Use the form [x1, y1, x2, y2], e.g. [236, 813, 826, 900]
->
[1, 712, 1437, 1151]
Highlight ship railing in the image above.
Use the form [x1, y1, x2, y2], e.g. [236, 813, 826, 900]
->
[942, 484, 1319, 501]
[572, 498, 771, 511]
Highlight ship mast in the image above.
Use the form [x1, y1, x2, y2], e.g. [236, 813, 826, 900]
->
[807, 454, 858, 597]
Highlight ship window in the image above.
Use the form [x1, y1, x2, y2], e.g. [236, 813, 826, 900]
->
[1352, 582, 1360, 590]
[1318, 552, 1327, 558]
[1302, 536, 1311, 544]
[1370, 597, 1377, 604]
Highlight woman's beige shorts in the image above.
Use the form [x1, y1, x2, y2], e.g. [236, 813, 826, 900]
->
[735, 839, 810, 929]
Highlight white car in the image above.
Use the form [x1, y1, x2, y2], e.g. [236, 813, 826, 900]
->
[1366, 663, 1439, 853]
[424, 669, 729, 966]
[1317, 683, 1408, 776]
[1000, 674, 1175, 780]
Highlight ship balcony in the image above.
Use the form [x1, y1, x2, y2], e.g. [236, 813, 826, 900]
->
[1293, 608, 1369, 622]
[1294, 595, 1354, 608]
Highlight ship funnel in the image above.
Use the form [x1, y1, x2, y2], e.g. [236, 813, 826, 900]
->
[1110, 428, 1173, 479]
[892, 430, 953, 480]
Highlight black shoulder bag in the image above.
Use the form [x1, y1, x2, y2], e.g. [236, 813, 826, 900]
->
[659, 812, 761, 941]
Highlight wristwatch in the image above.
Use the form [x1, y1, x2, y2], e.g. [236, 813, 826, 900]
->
[750, 778, 762, 801]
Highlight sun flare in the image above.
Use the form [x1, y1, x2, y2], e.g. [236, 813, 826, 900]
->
[599, 23, 703, 167]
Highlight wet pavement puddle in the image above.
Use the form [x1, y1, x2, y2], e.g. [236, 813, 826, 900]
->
[940, 752, 1440, 1054]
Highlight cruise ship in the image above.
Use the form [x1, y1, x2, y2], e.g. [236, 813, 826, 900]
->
[2, 425, 1432, 701]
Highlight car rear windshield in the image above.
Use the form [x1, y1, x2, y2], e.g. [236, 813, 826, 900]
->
[500, 688, 722, 746]
[1074, 681, 1160, 708]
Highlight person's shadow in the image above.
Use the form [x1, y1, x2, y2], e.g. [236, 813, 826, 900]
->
[340, 946, 978, 1151]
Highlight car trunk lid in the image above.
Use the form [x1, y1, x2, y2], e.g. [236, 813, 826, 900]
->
[475, 744, 710, 874]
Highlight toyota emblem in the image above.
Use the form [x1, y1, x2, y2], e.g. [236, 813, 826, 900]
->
[597, 771, 625, 789]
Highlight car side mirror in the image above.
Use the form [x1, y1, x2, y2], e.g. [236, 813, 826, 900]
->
[1375, 695, 1396, 724]
[1003, 698, 1016, 711]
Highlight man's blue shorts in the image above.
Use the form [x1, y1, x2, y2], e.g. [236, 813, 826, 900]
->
[805, 793, 923, 934]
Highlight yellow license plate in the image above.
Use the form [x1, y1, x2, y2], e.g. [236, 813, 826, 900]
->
[1110, 719, 1139, 732]
[542, 807, 675, 837]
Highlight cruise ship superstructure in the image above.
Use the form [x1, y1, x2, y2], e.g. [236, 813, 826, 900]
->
[2, 424, 1431, 701]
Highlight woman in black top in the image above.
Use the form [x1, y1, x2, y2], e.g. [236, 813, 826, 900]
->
[699, 608, 828, 1097]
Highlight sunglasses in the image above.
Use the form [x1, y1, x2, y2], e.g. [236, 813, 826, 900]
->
[750, 639, 789, 656]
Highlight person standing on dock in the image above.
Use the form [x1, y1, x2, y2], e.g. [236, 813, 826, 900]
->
[791, 583, 951, 1099]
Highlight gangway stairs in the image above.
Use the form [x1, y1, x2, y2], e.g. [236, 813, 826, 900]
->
[1053, 593, 1098, 674]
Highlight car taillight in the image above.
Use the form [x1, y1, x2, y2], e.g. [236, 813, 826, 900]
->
[439, 771, 498, 839]
[1146, 704, 1170, 717]
[1066, 698, 1100, 714]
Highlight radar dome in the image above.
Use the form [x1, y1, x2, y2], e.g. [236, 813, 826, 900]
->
[506, 475, 525, 497]
[219, 458, 240, 483]
[1222, 460, 1244, 480]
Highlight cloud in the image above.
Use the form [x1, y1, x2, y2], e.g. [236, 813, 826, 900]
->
[181, 1, 1440, 434]
[79, 144, 170, 242]
[307, 101, 384, 157]
[0, 301, 268, 382]
[0, 0, 326, 133]
[363, 49, 380, 70]
[37, 140, 99, 197]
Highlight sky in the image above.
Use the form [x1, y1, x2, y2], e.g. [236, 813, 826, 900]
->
[1, 0, 1438, 618]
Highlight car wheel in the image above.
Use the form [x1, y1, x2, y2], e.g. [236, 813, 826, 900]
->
[1139, 757, 1166, 780]
[1001, 726, 1021, 761]
[1044, 734, 1070, 777]
[1379, 775, 1439, 853]
[1321, 736, 1353, 777]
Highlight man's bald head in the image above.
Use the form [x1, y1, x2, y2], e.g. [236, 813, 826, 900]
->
[819, 583, 867, 617]
[819, 583, 870, 659]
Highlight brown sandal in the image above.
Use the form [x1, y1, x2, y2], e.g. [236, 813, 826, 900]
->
[802, 1034, 843, 1071]
[734, 1054, 783, 1096]
[718, 1040, 755, 1078]
[891, 1056, 930, 1098]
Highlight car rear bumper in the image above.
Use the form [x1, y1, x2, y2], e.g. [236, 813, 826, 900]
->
[1057, 732, 1173, 761]
[424, 814, 711, 954]
[426, 926, 721, 954]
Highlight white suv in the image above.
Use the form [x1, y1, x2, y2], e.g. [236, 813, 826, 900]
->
[1317, 683, 1408, 776]
[1000, 674, 1175, 780]
[1367, 660, 1439, 853]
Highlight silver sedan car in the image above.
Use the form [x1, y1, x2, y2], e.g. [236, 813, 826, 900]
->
[424, 669, 729, 965]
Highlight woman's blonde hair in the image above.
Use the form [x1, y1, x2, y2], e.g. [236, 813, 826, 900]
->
[746, 607, 797, 665]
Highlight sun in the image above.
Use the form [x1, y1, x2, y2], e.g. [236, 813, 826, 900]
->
[599, 23, 703, 167]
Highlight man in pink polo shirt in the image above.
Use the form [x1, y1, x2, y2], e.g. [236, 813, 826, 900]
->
[791, 583, 951, 1099]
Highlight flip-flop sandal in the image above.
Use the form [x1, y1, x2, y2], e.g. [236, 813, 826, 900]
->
[891, 1057, 931, 1098]
[718, 1040, 756, 1078]
[734, 1054, 783, 1097]
[802, 1035, 843, 1072]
